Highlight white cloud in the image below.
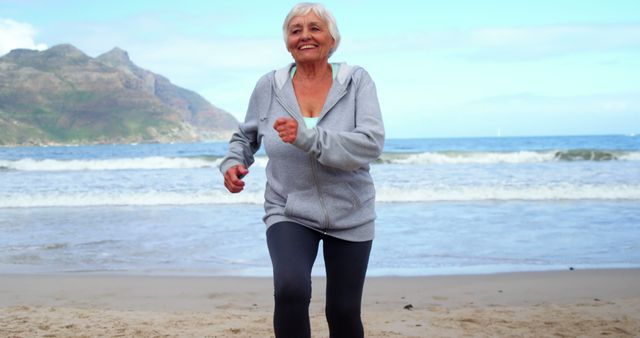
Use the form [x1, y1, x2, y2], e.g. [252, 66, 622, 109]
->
[459, 92, 640, 115]
[130, 36, 289, 75]
[386, 91, 640, 138]
[344, 23, 640, 61]
[466, 23, 640, 60]
[0, 19, 47, 55]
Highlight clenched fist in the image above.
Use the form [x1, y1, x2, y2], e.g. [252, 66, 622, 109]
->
[224, 164, 249, 193]
[273, 117, 298, 143]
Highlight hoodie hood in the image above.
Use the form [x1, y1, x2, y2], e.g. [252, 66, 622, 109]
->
[274, 62, 354, 90]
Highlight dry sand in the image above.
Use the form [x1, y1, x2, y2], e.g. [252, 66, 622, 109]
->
[1, 269, 639, 337]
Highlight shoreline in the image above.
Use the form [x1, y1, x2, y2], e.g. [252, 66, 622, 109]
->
[2, 269, 639, 337]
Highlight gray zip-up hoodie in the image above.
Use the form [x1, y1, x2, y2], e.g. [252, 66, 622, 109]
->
[220, 62, 385, 241]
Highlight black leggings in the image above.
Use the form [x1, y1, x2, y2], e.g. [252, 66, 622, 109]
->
[266, 221, 372, 338]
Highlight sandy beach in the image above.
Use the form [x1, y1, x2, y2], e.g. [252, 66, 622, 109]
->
[1, 269, 639, 337]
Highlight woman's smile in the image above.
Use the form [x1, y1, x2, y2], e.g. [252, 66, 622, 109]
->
[286, 12, 335, 63]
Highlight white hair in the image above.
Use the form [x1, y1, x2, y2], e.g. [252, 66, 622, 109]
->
[282, 2, 341, 57]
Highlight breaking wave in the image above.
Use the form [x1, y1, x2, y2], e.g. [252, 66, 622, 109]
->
[1, 149, 637, 172]
[1, 184, 637, 208]
[378, 150, 639, 165]
[0, 156, 272, 172]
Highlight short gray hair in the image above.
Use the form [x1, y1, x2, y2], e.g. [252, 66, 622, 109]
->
[282, 2, 341, 57]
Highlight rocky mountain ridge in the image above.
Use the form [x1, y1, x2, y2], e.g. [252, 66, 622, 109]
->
[0, 44, 238, 145]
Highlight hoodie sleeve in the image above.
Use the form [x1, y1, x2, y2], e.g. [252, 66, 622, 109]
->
[219, 75, 269, 175]
[292, 69, 385, 171]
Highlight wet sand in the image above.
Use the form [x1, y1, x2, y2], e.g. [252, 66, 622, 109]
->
[1, 269, 639, 337]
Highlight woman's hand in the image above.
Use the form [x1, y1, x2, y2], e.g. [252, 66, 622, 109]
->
[224, 164, 249, 193]
[273, 117, 298, 143]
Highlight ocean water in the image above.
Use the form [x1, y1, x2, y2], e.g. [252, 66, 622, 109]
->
[0, 135, 639, 276]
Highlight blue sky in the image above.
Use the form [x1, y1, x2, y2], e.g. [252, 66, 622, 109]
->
[1, 0, 639, 138]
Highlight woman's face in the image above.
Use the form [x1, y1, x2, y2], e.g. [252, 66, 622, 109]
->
[286, 11, 335, 64]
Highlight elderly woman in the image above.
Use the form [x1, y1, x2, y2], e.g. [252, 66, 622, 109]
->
[220, 2, 384, 337]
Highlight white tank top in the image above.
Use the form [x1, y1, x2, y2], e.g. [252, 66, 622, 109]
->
[303, 116, 319, 128]
[291, 63, 339, 129]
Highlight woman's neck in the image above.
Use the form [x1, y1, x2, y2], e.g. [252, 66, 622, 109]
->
[294, 61, 332, 80]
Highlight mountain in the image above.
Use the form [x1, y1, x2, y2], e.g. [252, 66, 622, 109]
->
[0, 44, 238, 145]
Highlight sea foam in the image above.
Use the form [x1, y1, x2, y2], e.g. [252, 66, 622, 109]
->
[2, 184, 638, 208]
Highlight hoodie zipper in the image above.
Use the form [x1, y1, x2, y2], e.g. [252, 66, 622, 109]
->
[275, 81, 349, 234]
[275, 94, 331, 231]
[312, 88, 348, 233]
[309, 153, 331, 232]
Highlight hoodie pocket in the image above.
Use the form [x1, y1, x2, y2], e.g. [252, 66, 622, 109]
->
[285, 183, 375, 229]
[284, 187, 325, 226]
